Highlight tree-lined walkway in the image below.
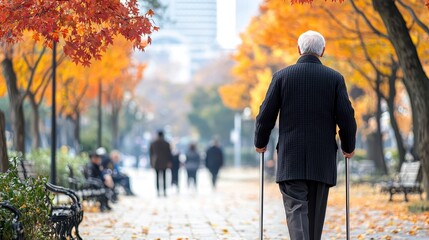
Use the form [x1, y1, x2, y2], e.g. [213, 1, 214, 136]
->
[80, 168, 428, 239]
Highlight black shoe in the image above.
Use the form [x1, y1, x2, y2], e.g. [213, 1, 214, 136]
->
[100, 205, 111, 212]
[126, 190, 135, 196]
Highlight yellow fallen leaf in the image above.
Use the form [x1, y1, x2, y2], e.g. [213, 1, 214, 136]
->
[142, 227, 149, 235]
[222, 229, 229, 234]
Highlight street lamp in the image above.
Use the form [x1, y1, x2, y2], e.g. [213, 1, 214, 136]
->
[232, 107, 252, 168]
[50, 41, 57, 185]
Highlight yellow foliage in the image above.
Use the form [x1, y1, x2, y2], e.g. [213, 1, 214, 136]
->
[250, 68, 273, 117]
[218, 83, 249, 110]
[221, 0, 426, 141]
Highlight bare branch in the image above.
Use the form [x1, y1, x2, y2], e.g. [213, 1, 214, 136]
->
[320, 6, 358, 33]
[397, 0, 429, 36]
[347, 59, 375, 90]
[355, 19, 383, 76]
[23, 46, 47, 99]
[350, 0, 389, 39]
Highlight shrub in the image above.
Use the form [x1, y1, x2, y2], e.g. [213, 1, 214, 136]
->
[26, 148, 88, 187]
[0, 158, 54, 239]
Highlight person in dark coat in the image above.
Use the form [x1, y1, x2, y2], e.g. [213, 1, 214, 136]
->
[149, 130, 172, 197]
[254, 30, 357, 240]
[205, 139, 224, 189]
[185, 143, 200, 190]
[84, 152, 113, 211]
[171, 145, 181, 192]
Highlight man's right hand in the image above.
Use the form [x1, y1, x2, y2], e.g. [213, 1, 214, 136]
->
[255, 147, 267, 153]
[343, 151, 354, 158]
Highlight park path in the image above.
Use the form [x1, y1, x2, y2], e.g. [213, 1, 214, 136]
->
[79, 167, 429, 239]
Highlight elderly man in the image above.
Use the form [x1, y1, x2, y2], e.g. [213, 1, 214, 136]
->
[254, 30, 356, 240]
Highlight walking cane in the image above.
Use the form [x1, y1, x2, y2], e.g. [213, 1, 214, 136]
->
[259, 152, 265, 240]
[345, 157, 350, 240]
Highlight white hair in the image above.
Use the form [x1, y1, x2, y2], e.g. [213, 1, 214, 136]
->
[298, 30, 325, 56]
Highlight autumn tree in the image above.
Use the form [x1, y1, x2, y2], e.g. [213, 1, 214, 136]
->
[10, 34, 69, 150]
[101, 37, 147, 149]
[0, 0, 157, 172]
[291, 0, 429, 198]
[188, 86, 235, 144]
[56, 61, 92, 151]
[224, 0, 426, 175]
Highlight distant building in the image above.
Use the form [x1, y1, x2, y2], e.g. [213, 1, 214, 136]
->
[160, 0, 219, 74]
[136, 0, 262, 82]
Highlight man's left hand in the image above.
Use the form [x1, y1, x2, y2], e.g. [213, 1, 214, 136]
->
[255, 147, 267, 153]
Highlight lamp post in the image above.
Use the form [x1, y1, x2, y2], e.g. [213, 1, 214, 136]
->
[50, 41, 57, 185]
[233, 113, 242, 168]
[232, 107, 252, 168]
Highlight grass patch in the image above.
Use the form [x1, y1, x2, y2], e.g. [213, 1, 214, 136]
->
[408, 200, 429, 213]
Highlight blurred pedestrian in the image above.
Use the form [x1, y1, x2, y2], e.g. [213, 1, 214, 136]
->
[171, 144, 181, 192]
[254, 30, 356, 240]
[185, 143, 200, 190]
[110, 150, 135, 196]
[205, 139, 224, 189]
[149, 130, 172, 197]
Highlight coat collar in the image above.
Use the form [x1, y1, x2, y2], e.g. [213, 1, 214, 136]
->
[297, 54, 322, 64]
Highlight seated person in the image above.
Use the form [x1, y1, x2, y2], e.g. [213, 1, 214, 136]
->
[110, 150, 134, 196]
[84, 152, 114, 211]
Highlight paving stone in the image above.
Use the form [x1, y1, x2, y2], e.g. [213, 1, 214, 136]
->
[79, 168, 428, 239]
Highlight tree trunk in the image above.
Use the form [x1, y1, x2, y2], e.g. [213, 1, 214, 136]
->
[386, 97, 406, 171]
[97, 79, 102, 148]
[2, 57, 25, 153]
[372, 0, 429, 199]
[111, 106, 120, 149]
[388, 102, 406, 171]
[28, 94, 41, 149]
[0, 110, 8, 172]
[375, 77, 388, 174]
[73, 111, 81, 152]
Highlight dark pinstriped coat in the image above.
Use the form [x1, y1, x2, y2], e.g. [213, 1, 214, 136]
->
[254, 55, 357, 186]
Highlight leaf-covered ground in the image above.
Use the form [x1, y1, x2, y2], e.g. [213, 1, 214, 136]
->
[79, 168, 428, 239]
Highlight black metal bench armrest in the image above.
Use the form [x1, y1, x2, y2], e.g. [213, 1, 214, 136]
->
[0, 201, 21, 220]
[0, 201, 24, 239]
[46, 182, 79, 204]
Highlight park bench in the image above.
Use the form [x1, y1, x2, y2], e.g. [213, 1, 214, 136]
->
[17, 160, 37, 179]
[380, 161, 423, 202]
[17, 160, 84, 239]
[0, 201, 24, 240]
[67, 164, 110, 210]
[46, 182, 83, 240]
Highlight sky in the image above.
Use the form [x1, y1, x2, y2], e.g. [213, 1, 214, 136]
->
[217, 0, 262, 49]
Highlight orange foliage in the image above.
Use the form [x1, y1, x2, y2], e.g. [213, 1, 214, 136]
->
[54, 36, 146, 118]
[222, 0, 427, 138]
[0, 0, 157, 66]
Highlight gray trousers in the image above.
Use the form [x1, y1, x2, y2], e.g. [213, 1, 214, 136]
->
[279, 180, 329, 240]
